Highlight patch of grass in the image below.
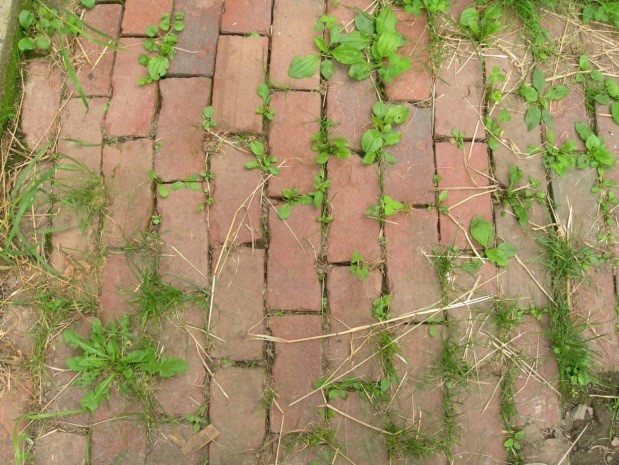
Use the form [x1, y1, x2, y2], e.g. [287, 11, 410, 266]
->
[284, 426, 339, 463]
[496, 165, 546, 227]
[492, 299, 524, 341]
[384, 419, 449, 458]
[0, 27, 23, 131]
[435, 336, 472, 391]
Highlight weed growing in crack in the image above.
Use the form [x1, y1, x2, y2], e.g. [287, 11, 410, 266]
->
[519, 68, 569, 130]
[384, 419, 450, 459]
[277, 169, 330, 220]
[311, 118, 351, 165]
[350, 251, 369, 279]
[492, 300, 524, 341]
[459, 3, 503, 45]
[574, 55, 619, 123]
[138, 12, 185, 85]
[361, 102, 410, 164]
[202, 105, 216, 129]
[184, 404, 210, 432]
[496, 165, 546, 227]
[245, 140, 279, 175]
[469, 215, 516, 267]
[256, 82, 275, 121]
[365, 194, 409, 220]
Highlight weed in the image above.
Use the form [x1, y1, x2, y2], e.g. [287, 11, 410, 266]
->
[436, 336, 472, 390]
[484, 108, 511, 151]
[311, 118, 351, 164]
[256, 82, 275, 121]
[469, 216, 516, 267]
[451, 129, 465, 149]
[63, 315, 188, 411]
[384, 420, 449, 458]
[350, 251, 369, 279]
[245, 140, 279, 175]
[528, 130, 579, 175]
[492, 299, 524, 340]
[581, 1, 619, 29]
[496, 165, 545, 227]
[592, 170, 618, 243]
[361, 102, 409, 164]
[365, 194, 409, 219]
[376, 330, 399, 383]
[486, 66, 507, 105]
[202, 105, 216, 129]
[428, 189, 449, 214]
[184, 404, 209, 431]
[372, 294, 391, 321]
[459, 3, 503, 44]
[148, 170, 213, 209]
[574, 121, 615, 170]
[574, 55, 619, 124]
[278, 170, 330, 219]
[284, 426, 339, 462]
[313, 375, 389, 401]
[151, 214, 162, 225]
[519, 68, 569, 130]
[431, 245, 459, 294]
[401, 0, 449, 16]
[138, 12, 185, 85]
[503, 430, 525, 456]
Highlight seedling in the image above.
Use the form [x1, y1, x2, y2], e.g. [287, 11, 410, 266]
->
[451, 129, 465, 149]
[503, 430, 525, 455]
[148, 170, 212, 199]
[151, 214, 162, 225]
[519, 68, 569, 130]
[483, 108, 511, 151]
[428, 189, 449, 214]
[384, 420, 450, 459]
[582, 2, 619, 29]
[63, 315, 188, 412]
[184, 405, 209, 432]
[245, 141, 279, 175]
[311, 118, 351, 164]
[372, 295, 391, 321]
[350, 251, 369, 279]
[459, 4, 502, 44]
[486, 66, 506, 105]
[138, 12, 185, 85]
[528, 131, 578, 175]
[256, 83, 275, 121]
[573, 55, 619, 124]
[469, 216, 516, 267]
[574, 121, 615, 170]
[361, 101, 409, 164]
[202, 106, 216, 129]
[497, 165, 545, 227]
[401, 0, 449, 16]
[492, 300, 524, 340]
[278, 170, 330, 219]
[365, 194, 408, 219]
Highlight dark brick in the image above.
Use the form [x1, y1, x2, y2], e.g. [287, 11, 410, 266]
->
[34, 432, 87, 465]
[121, 0, 173, 36]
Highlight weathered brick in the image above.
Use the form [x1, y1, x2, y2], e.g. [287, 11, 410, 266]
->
[385, 209, 442, 319]
[270, 0, 323, 90]
[328, 155, 380, 263]
[34, 432, 88, 465]
[101, 139, 154, 247]
[436, 142, 492, 250]
[211, 247, 265, 360]
[267, 91, 322, 196]
[146, 423, 201, 465]
[597, 102, 618, 154]
[155, 77, 211, 181]
[76, 4, 122, 96]
[156, 310, 206, 415]
[327, 0, 373, 24]
[105, 38, 157, 137]
[326, 267, 382, 379]
[211, 35, 268, 133]
[121, 0, 173, 36]
[0, 373, 32, 465]
[383, 105, 435, 205]
[168, 0, 221, 76]
[326, 63, 376, 153]
[221, 0, 272, 34]
[452, 378, 506, 465]
[434, 49, 484, 139]
[21, 59, 62, 149]
[278, 447, 331, 465]
[384, 9, 432, 102]
[209, 144, 263, 244]
[210, 367, 266, 464]
[332, 393, 388, 465]
[267, 205, 322, 311]
[269, 315, 323, 432]
[99, 253, 141, 324]
[158, 188, 209, 289]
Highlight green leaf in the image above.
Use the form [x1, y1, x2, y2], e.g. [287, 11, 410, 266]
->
[497, 241, 516, 258]
[545, 85, 569, 100]
[376, 6, 397, 34]
[611, 102, 619, 125]
[81, 374, 114, 411]
[349, 61, 372, 80]
[383, 131, 401, 145]
[203, 105, 214, 118]
[19, 10, 35, 29]
[147, 55, 169, 80]
[257, 82, 270, 100]
[173, 21, 185, 31]
[339, 31, 371, 50]
[361, 129, 383, 154]
[159, 13, 171, 31]
[375, 31, 400, 57]
[524, 106, 542, 130]
[579, 55, 590, 70]
[385, 104, 409, 124]
[575, 121, 594, 141]
[331, 45, 364, 65]
[250, 140, 264, 157]
[606, 79, 619, 99]
[470, 216, 494, 248]
[288, 54, 320, 78]
[245, 160, 260, 169]
[144, 356, 188, 377]
[532, 68, 545, 93]
[35, 35, 51, 50]
[18, 37, 36, 51]
[354, 12, 374, 36]
[519, 85, 539, 103]
[158, 184, 169, 198]
[459, 7, 479, 30]
[80, 0, 95, 8]
[145, 24, 158, 37]
[320, 59, 335, 80]
[278, 202, 292, 220]
[485, 247, 508, 267]
[373, 101, 388, 118]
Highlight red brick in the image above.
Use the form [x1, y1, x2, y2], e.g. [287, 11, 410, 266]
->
[158, 188, 209, 289]
[326, 267, 382, 379]
[212, 35, 268, 133]
[146, 424, 201, 464]
[105, 38, 157, 137]
[156, 310, 206, 415]
[0, 373, 32, 464]
[327, 0, 373, 25]
[332, 393, 388, 465]
[76, 4, 122, 96]
[267, 204, 322, 311]
[383, 105, 435, 205]
[597, 101, 618, 154]
[384, 9, 432, 102]
[326, 63, 376, 153]
[436, 142, 492, 250]
[121, 0, 173, 36]
[270, 0, 323, 90]
[385, 209, 442, 319]
[434, 49, 484, 139]
[21, 59, 62, 150]
[269, 315, 323, 432]
[99, 253, 141, 324]
[155, 77, 211, 181]
[452, 377, 506, 465]
[267, 91, 322, 196]
[34, 432, 88, 465]
[221, 0, 272, 34]
[168, 0, 221, 76]
[211, 247, 265, 360]
[101, 139, 154, 247]
[210, 367, 266, 463]
[328, 155, 380, 263]
[209, 144, 263, 244]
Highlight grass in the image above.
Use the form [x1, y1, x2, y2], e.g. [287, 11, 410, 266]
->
[0, 26, 23, 132]
[384, 419, 449, 458]
[492, 299, 524, 341]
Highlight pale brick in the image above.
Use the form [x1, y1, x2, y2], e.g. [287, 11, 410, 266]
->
[121, 0, 173, 36]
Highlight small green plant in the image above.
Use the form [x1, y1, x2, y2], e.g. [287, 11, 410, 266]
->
[185, 405, 210, 432]
[245, 141, 279, 175]
[519, 68, 569, 130]
[486, 66, 506, 105]
[574, 121, 615, 170]
[401, 0, 449, 16]
[574, 55, 619, 124]
[529, 130, 578, 175]
[256, 83, 275, 121]
[151, 214, 162, 225]
[138, 12, 185, 85]
[451, 129, 465, 149]
[311, 118, 351, 164]
[148, 170, 213, 203]
[428, 189, 449, 214]
[503, 430, 525, 455]
[63, 315, 188, 412]
[361, 101, 410, 164]
[492, 300, 524, 340]
[497, 165, 545, 226]
[350, 251, 369, 279]
[277, 170, 330, 219]
[459, 4, 502, 44]
[484, 108, 511, 151]
[312, 376, 388, 401]
[469, 216, 516, 267]
[372, 295, 391, 321]
[202, 106, 216, 129]
[581, 1, 619, 29]
[592, 171, 618, 243]
[365, 194, 408, 219]
[384, 420, 449, 459]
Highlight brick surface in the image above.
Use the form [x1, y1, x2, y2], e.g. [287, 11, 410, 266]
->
[385, 209, 442, 318]
[436, 142, 492, 250]
[0, 374, 32, 465]
[326, 267, 382, 379]
[550, 84, 587, 148]
[384, 9, 432, 102]
[168, 0, 222, 76]
[21, 59, 62, 149]
[332, 393, 389, 465]
[268, 91, 322, 196]
[34, 432, 87, 465]
[383, 105, 435, 205]
[269, 315, 323, 432]
[158, 188, 209, 289]
[327, 0, 373, 25]
[77, 4, 122, 96]
[270, 0, 323, 90]
[121, 0, 173, 36]
[105, 38, 157, 137]
[328, 155, 380, 263]
[597, 102, 618, 154]
[434, 49, 484, 139]
[210, 367, 266, 464]
[221, 0, 272, 34]
[211, 35, 268, 133]
[155, 77, 211, 181]
[209, 144, 263, 244]
[101, 139, 154, 247]
[99, 253, 140, 324]
[211, 247, 265, 360]
[146, 424, 201, 465]
[267, 204, 322, 311]
[327, 63, 376, 153]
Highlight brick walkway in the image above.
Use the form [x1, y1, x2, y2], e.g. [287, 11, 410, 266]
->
[2, 0, 619, 464]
